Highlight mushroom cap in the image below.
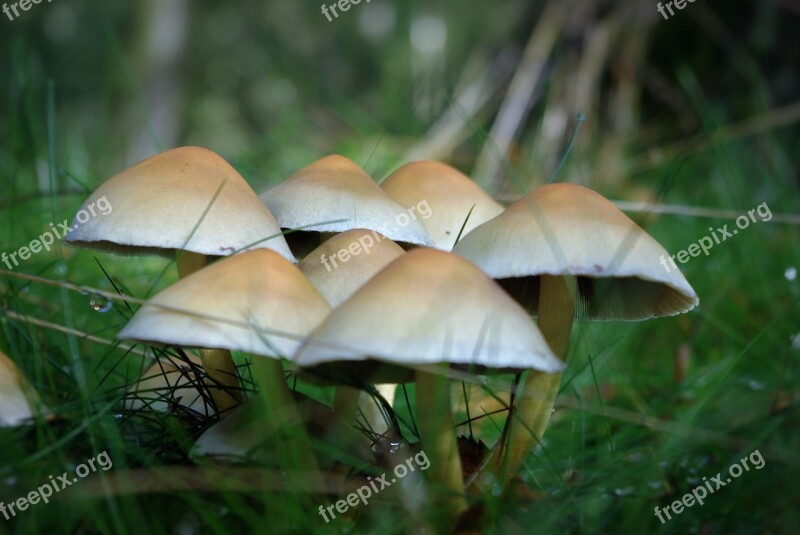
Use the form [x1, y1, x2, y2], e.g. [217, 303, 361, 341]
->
[119, 249, 332, 358]
[381, 161, 504, 250]
[260, 155, 434, 247]
[64, 146, 296, 262]
[298, 229, 405, 307]
[124, 356, 209, 415]
[295, 249, 562, 375]
[452, 183, 699, 321]
[0, 351, 43, 427]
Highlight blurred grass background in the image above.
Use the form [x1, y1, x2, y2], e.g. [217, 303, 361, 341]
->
[0, 0, 798, 533]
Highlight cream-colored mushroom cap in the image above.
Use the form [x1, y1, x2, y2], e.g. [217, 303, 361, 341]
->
[0, 351, 43, 427]
[381, 161, 504, 250]
[119, 249, 331, 358]
[260, 155, 434, 247]
[452, 183, 699, 320]
[124, 355, 209, 415]
[298, 229, 405, 307]
[65, 146, 296, 262]
[295, 249, 562, 373]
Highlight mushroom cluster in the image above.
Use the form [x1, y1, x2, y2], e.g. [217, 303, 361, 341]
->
[67, 148, 698, 522]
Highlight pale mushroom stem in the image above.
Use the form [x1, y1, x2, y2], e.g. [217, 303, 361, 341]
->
[332, 385, 397, 433]
[331, 386, 382, 465]
[176, 251, 243, 413]
[415, 367, 468, 518]
[495, 274, 575, 483]
[252, 357, 322, 491]
[332, 386, 362, 424]
[367, 384, 398, 433]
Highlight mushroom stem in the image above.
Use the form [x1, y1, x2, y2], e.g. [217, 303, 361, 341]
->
[197, 348, 242, 412]
[333, 385, 397, 431]
[415, 367, 467, 518]
[176, 251, 242, 413]
[252, 357, 322, 492]
[332, 386, 361, 424]
[495, 274, 575, 483]
[365, 384, 397, 433]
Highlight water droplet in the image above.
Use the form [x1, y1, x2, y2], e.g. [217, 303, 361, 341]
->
[5, 476, 17, 486]
[21, 286, 30, 293]
[54, 262, 68, 276]
[648, 481, 663, 490]
[786, 267, 797, 281]
[89, 294, 113, 313]
[792, 333, 800, 351]
[686, 476, 700, 484]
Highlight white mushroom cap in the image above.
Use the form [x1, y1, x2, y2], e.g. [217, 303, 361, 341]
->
[119, 249, 331, 358]
[0, 351, 44, 427]
[260, 155, 434, 247]
[381, 161, 504, 250]
[124, 355, 209, 415]
[65, 146, 296, 262]
[453, 183, 699, 320]
[298, 229, 405, 307]
[295, 249, 562, 373]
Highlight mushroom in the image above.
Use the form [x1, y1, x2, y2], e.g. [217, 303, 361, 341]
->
[298, 228, 405, 433]
[453, 183, 698, 485]
[296, 248, 561, 515]
[119, 248, 332, 474]
[298, 228, 405, 307]
[381, 161, 503, 250]
[65, 146, 295, 412]
[260, 155, 434, 255]
[118, 248, 330, 370]
[124, 354, 209, 416]
[0, 351, 45, 427]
